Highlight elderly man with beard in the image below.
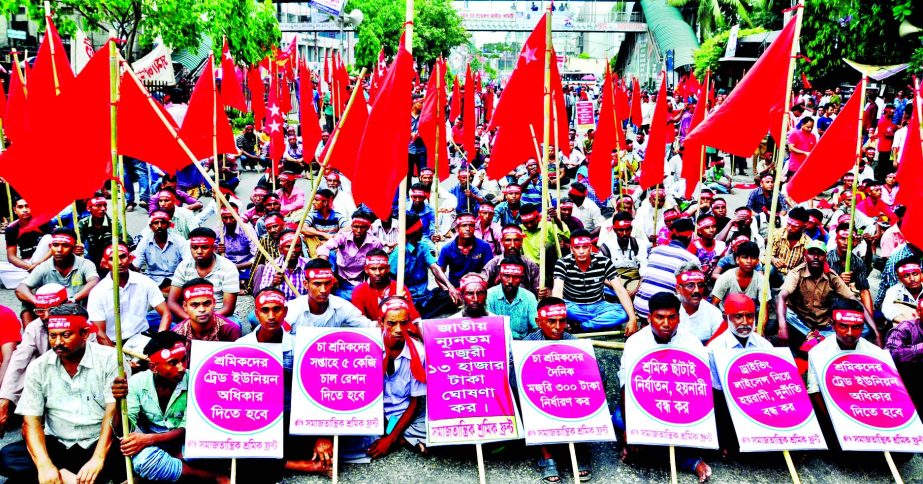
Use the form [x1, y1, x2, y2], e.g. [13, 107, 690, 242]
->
[707, 294, 772, 455]
[482, 225, 543, 297]
[675, 262, 723, 344]
[451, 274, 491, 319]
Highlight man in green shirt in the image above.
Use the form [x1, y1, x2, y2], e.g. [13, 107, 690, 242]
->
[486, 256, 538, 339]
[519, 204, 568, 288]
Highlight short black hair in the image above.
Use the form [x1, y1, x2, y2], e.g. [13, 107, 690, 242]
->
[48, 302, 88, 318]
[520, 203, 539, 216]
[570, 228, 591, 240]
[788, 207, 809, 223]
[648, 292, 681, 313]
[570, 182, 587, 193]
[671, 218, 695, 234]
[188, 227, 217, 240]
[806, 208, 823, 221]
[613, 211, 633, 222]
[895, 256, 921, 273]
[316, 189, 335, 199]
[352, 209, 376, 223]
[305, 258, 333, 271]
[735, 241, 760, 259]
[143, 331, 187, 357]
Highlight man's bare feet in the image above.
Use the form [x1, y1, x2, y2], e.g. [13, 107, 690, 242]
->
[285, 458, 333, 476]
[695, 460, 712, 483]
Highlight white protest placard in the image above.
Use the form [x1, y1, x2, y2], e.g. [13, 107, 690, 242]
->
[185, 341, 284, 458]
[817, 350, 923, 452]
[714, 348, 826, 452]
[290, 327, 385, 436]
[423, 316, 521, 446]
[625, 346, 718, 449]
[512, 340, 615, 445]
[575, 101, 595, 130]
[132, 43, 175, 85]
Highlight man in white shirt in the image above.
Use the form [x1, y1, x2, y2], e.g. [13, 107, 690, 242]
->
[567, 182, 607, 235]
[285, 259, 372, 333]
[881, 257, 922, 325]
[675, 262, 723, 344]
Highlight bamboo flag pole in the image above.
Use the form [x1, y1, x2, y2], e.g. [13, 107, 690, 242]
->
[669, 443, 678, 484]
[282, 67, 368, 271]
[568, 442, 580, 484]
[756, 0, 805, 335]
[884, 451, 904, 484]
[211, 53, 224, 247]
[107, 33, 134, 484]
[538, 4, 553, 292]
[609, 65, 621, 200]
[782, 449, 801, 484]
[432, 60, 442, 230]
[553, 96, 561, 211]
[122, 67, 301, 296]
[844, 77, 868, 273]
[396, 0, 415, 297]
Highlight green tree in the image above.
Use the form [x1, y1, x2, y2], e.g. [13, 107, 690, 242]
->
[692, 26, 766, 76]
[347, 0, 468, 69]
[668, 0, 755, 38]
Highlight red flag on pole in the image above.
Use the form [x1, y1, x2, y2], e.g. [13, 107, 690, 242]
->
[220, 38, 247, 112]
[266, 76, 285, 170]
[4, 65, 26, 142]
[247, 65, 266, 131]
[449, 76, 461, 123]
[419, 59, 450, 179]
[787, 78, 865, 204]
[352, 35, 415, 219]
[615, 77, 630, 126]
[629, 77, 642, 127]
[639, 72, 668, 190]
[484, 87, 494, 123]
[588, 66, 618, 201]
[895, 87, 922, 206]
[323, 50, 330, 86]
[463, 65, 476, 163]
[319, 93, 369, 183]
[299, 61, 323, 158]
[685, 17, 799, 158]
[680, 70, 711, 198]
[27, 17, 74, 132]
[179, 59, 237, 161]
[0, 45, 109, 228]
[333, 59, 350, 118]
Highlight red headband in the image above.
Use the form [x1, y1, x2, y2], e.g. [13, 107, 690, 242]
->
[255, 291, 287, 309]
[89, 197, 107, 206]
[366, 255, 389, 266]
[520, 211, 539, 223]
[35, 287, 67, 309]
[46, 315, 88, 332]
[102, 245, 130, 264]
[253, 187, 269, 196]
[499, 263, 524, 276]
[183, 284, 215, 301]
[189, 236, 215, 246]
[409, 189, 427, 197]
[697, 216, 716, 229]
[264, 214, 284, 227]
[559, 199, 575, 208]
[157, 190, 176, 201]
[898, 264, 922, 276]
[613, 220, 632, 229]
[459, 274, 486, 291]
[538, 304, 568, 319]
[456, 215, 477, 226]
[148, 343, 187, 365]
[503, 185, 522, 194]
[150, 212, 171, 223]
[664, 210, 682, 222]
[569, 187, 587, 197]
[380, 297, 411, 315]
[832, 310, 864, 325]
[723, 293, 755, 315]
[279, 232, 299, 247]
[676, 271, 705, 284]
[571, 236, 592, 247]
[502, 226, 523, 237]
[351, 218, 372, 227]
[279, 173, 298, 181]
[479, 205, 495, 214]
[306, 268, 335, 281]
[220, 206, 234, 216]
[51, 234, 76, 246]
[787, 218, 805, 229]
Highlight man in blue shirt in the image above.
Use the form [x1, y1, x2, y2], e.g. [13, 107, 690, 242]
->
[447, 169, 486, 214]
[390, 213, 459, 318]
[406, 184, 436, 239]
[438, 212, 494, 287]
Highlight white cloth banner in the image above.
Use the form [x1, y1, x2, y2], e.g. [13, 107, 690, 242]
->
[132, 44, 176, 85]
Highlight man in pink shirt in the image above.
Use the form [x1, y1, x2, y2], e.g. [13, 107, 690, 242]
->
[277, 171, 305, 217]
[786, 117, 816, 176]
[857, 180, 898, 225]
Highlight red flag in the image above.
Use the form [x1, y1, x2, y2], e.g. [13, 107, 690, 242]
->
[247, 66, 266, 131]
[485, 14, 570, 180]
[27, 17, 74, 133]
[629, 77, 642, 127]
[902, 205, 923, 251]
[800, 72, 812, 90]
[788, 79, 865, 204]
[117, 70, 193, 174]
[463, 65, 476, 163]
[895, 88, 922, 206]
[4, 65, 26, 142]
[449, 77, 461, 123]
[685, 17, 799, 158]
[687, 71, 700, 96]
[266, 76, 285, 170]
[179, 58, 237, 161]
[299, 61, 322, 158]
[588, 66, 618, 201]
[333, 59, 350, 118]
[680, 71, 711, 198]
[0, 78, 7, 119]
[323, 50, 330, 87]
[639, 73, 668, 190]
[220, 39, 247, 112]
[278, 72, 292, 115]
[352, 37, 415, 219]
[484, 87, 494, 123]
[615, 76, 630, 126]
[419, 59, 450, 179]
[0, 45, 109, 228]
[320, 93, 369, 183]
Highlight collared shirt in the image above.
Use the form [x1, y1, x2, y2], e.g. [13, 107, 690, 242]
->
[438, 238, 494, 287]
[239, 329, 295, 371]
[770, 233, 811, 275]
[634, 240, 700, 318]
[857, 197, 898, 225]
[147, 190, 198, 215]
[88, 271, 165, 340]
[390, 239, 437, 303]
[523, 330, 576, 341]
[370, 220, 399, 251]
[617, 326, 703, 386]
[886, 316, 923, 365]
[277, 187, 306, 216]
[486, 285, 538, 340]
[171, 255, 241, 312]
[493, 201, 522, 227]
[877, 244, 918, 307]
[598, 230, 649, 271]
[711, 268, 764, 310]
[172, 315, 242, 353]
[169, 206, 196, 239]
[406, 204, 436, 238]
[219, 223, 256, 265]
[132, 232, 188, 285]
[706, 331, 773, 390]
[448, 184, 481, 213]
[384, 339, 426, 418]
[77, 215, 112, 267]
[680, 301, 723, 344]
[317, 232, 384, 286]
[482, 255, 541, 296]
[17, 342, 119, 449]
[474, 221, 503, 256]
[746, 188, 789, 215]
[252, 234, 281, 276]
[781, 264, 855, 329]
[5, 220, 52, 260]
[23, 257, 99, 298]
[571, 199, 608, 233]
[127, 371, 188, 434]
[522, 222, 569, 265]
[285, 295, 373, 334]
[305, 209, 348, 234]
[826, 249, 870, 297]
[254, 256, 309, 301]
[882, 284, 921, 323]
[807, 337, 891, 393]
[554, 253, 617, 304]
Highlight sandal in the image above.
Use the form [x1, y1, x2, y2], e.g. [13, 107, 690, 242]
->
[538, 458, 561, 483]
[577, 461, 592, 482]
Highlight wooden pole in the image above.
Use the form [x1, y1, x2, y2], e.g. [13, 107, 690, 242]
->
[884, 451, 904, 484]
[332, 435, 340, 483]
[553, 97, 561, 211]
[651, 185, 662, 242]
[396, 0, 414, 295]
[475, 442, 487, 484]
[107, 32, 134, 484]
[669, 444, 678, 484]
[844, 77, 867, 273]
[230, 457, 237, 484]
[538, 5, 553, 292]
[211, 53, 224, 246]
[590, 340, 624, 350]
[433, 60, 442, 230]
[568, 442, 580, 484]
[756, 0, 805, 335]
[782, 450, 801, 484]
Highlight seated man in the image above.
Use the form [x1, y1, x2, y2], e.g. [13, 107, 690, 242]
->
[285, 258, 373, 333]
[885, 293, 923, 410]
[486, 257, 538, 340]
[481, 225, 543, 297]
[132, 210, 188, 294]
[881, 257, 922, 326]
[350, 250, 419, 322]
[111, 332, 228, 482]
[776, 240, 881, 347]
[0, 198, 53, 290]
[633, 217, 699, 324]
[598, 211, 648, 297]
[618, 292, 712, 482]
[390, 214, 459, 319]
[300, 189, 348, 257]
[438, 212, 494, 288]
[450, 273, 491, 319]
[707, 294, 772, 454]
[171, 279, 241, 354]
[168, 227, 240, 323]
[316, 210, 383, 300]
[709, 241, 763, 310]
[0, 304, 124, 483]
[675, 262, 723, 344]
[216, 202, 256, 289]
[552, 229, 637, 332]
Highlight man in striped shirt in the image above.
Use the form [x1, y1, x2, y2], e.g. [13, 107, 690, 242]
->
[552, 229, 637, 332]
[632, 218, 699, 329]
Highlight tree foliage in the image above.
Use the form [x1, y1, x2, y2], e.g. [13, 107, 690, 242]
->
[347, 0, 468, 69]
[692, 26, 766, 77]
[0, 0, 280, 64]
[668, 0, 757, 38]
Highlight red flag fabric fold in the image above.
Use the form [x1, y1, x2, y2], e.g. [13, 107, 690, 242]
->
[463, 66, 476, 163]
[352, 39, 415, 219]
[895, 88, 922, 207]
[639, 73, 668, 190]
[685, 17, 798, 158]
[449, 77, 461, 123]
[630, 77, 642, 127]
[266, 77, 285, 169]
[220, 39, 247, 112]
[248, 65, 266, 131]
[333, 59, 350, 119]
[419, 59, 450, 179]
[320, 93, 369, 183]
[588, 66, 617, 201]
[299, 61, 323, 158]
[118, 71, 193, 174]
[27, 17, 74, 134]
[179, 59, 237, 161]
[4, 66, 27, 142]
[680, 71, 711, 198]
[787, 79, 865, 204]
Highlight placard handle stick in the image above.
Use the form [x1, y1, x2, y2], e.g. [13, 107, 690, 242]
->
[669, 445, 677, 484]
[230, 457, 237, 484]
[782, 450, 800, 484]
[332, 435, 340, 484]
[476, 443, 487, 484]
[884, 451, 904, 484]
[568, 442, 580, 484]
